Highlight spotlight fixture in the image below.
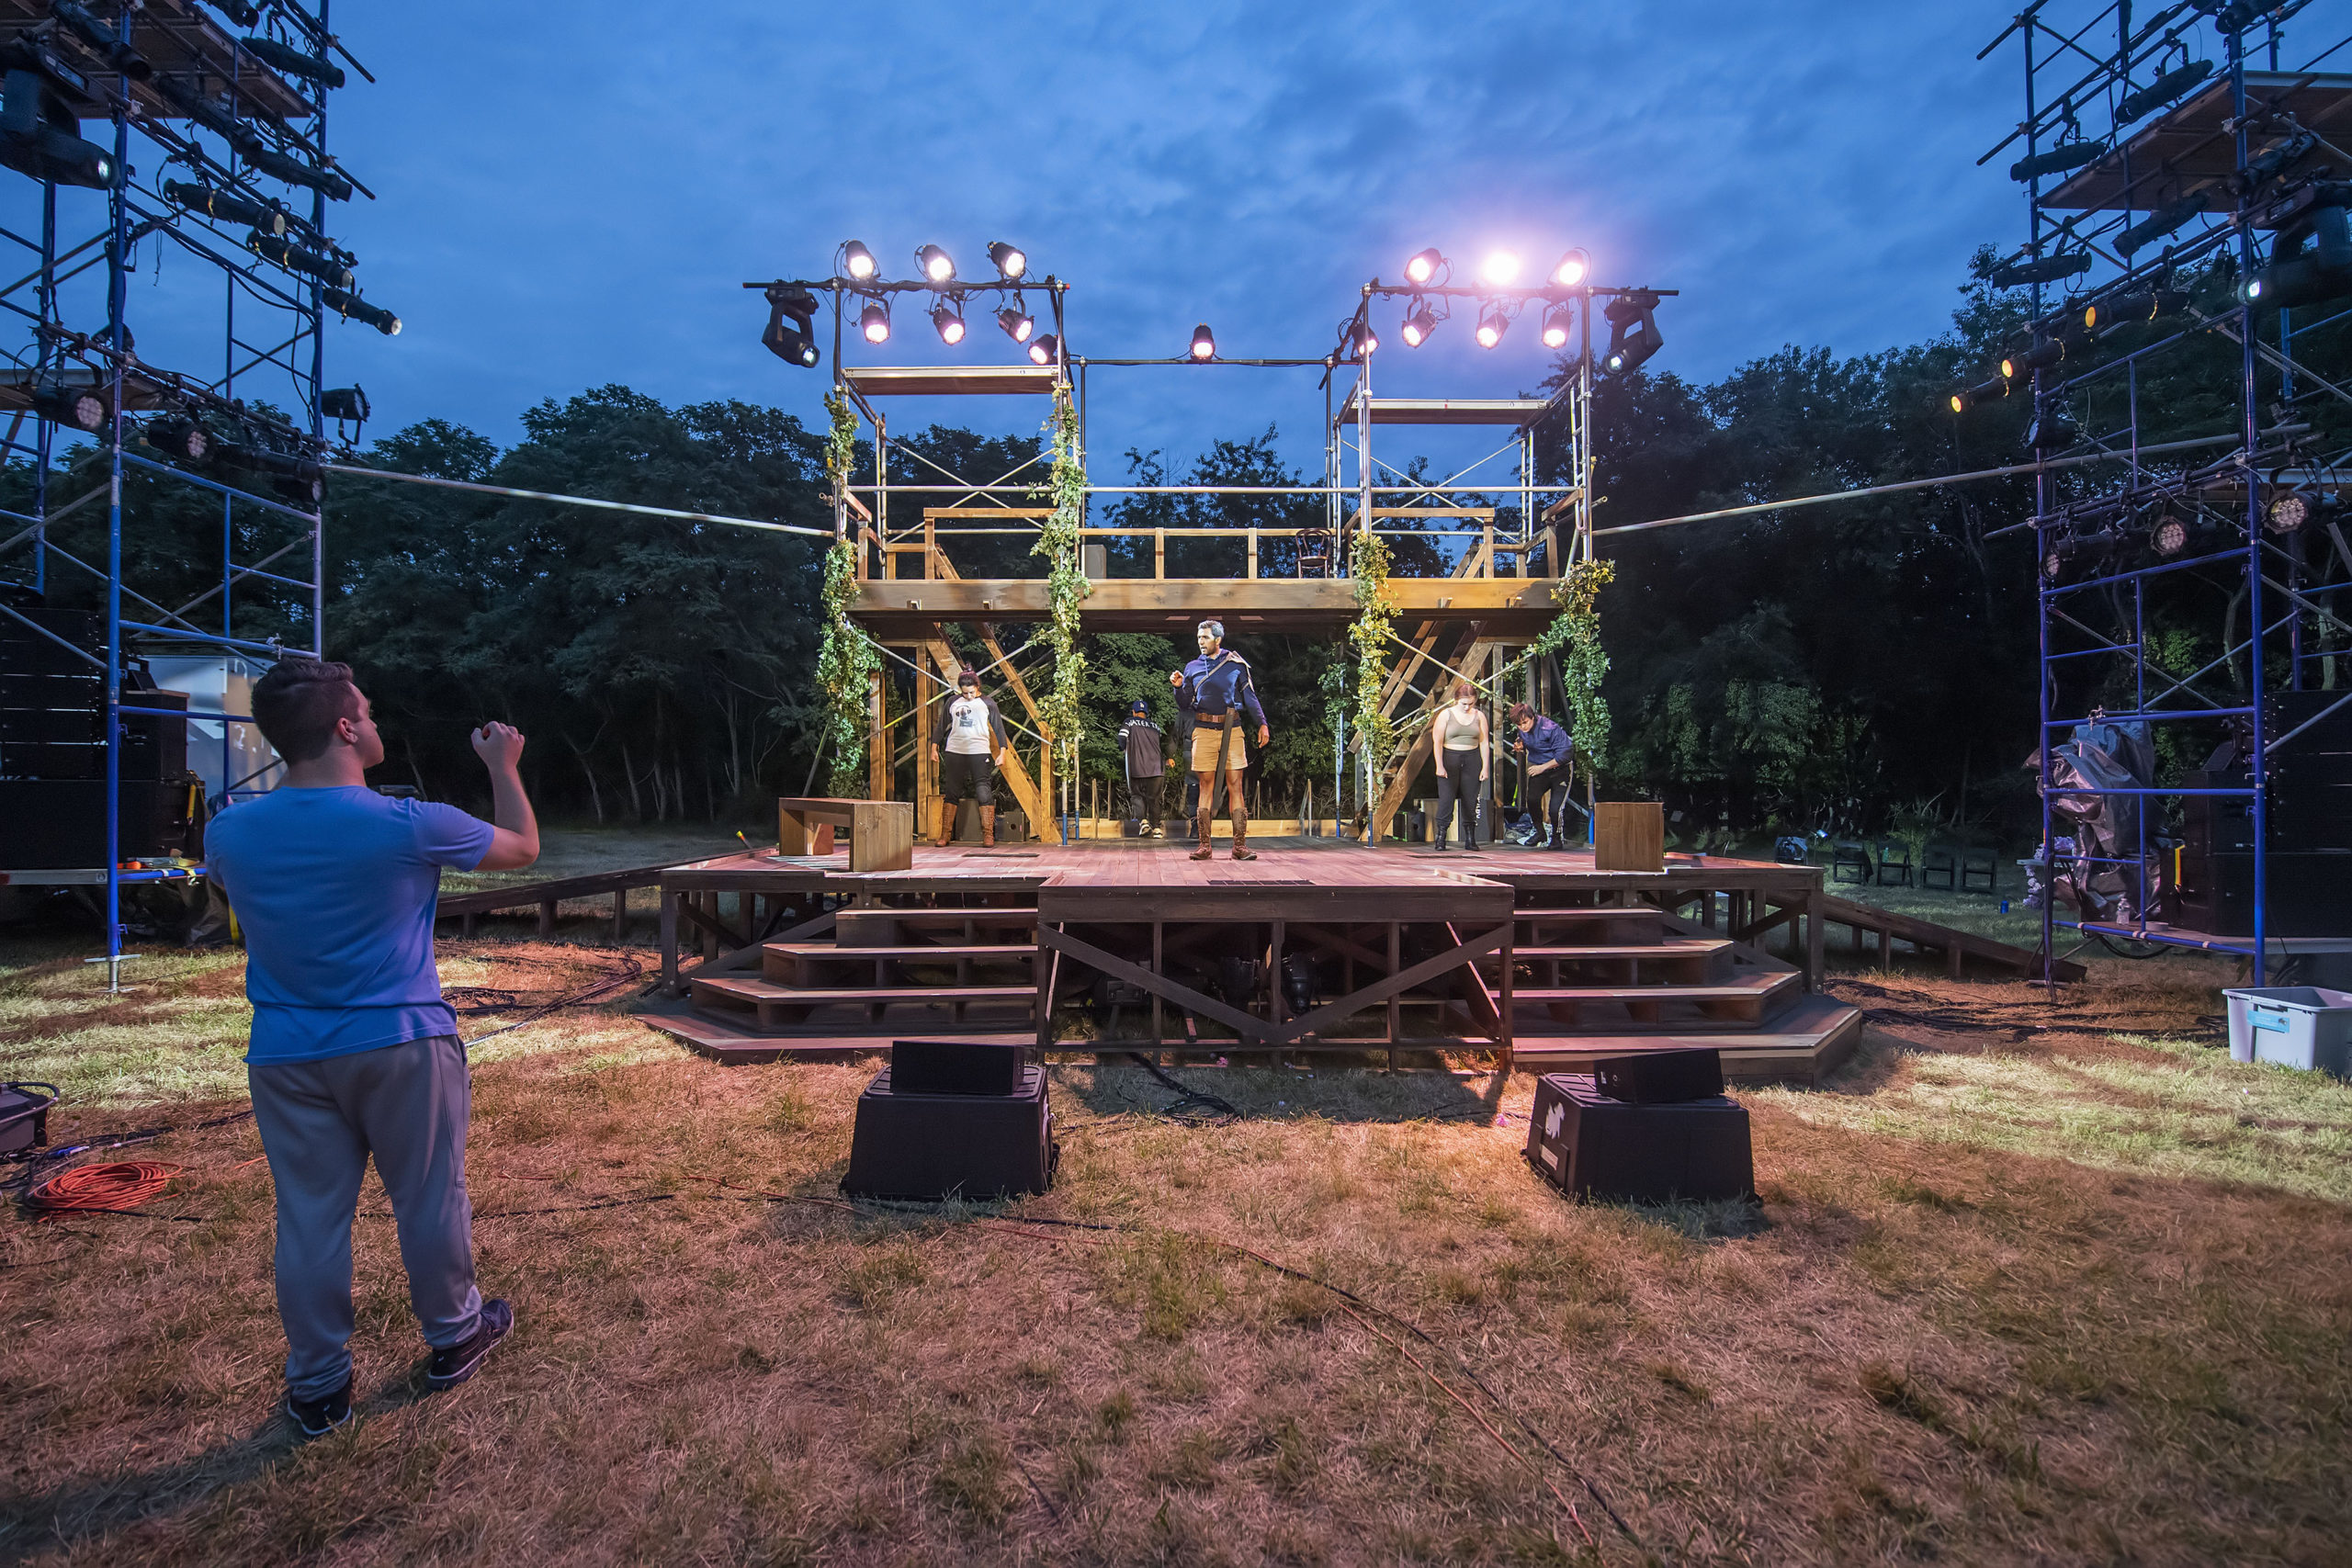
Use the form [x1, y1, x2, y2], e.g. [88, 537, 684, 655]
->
[1541, 301, 1575, 349]
[1027, 333, 1060, 367]
[322, 285, 400, 335]
[1475, 304, 1509, 349]
[2150, 511, 2189, 556]
[987, 241, 1026, 279]
[1189, 322, 1216, 361]
[2083, 288, 2189, 331]
[932, 302, 967, 345]
[842, 241, 877, 280]
[142, 412, 210, 463]
[1404, 248, 1445, 286]
[1948, 378, 2008, 412]
[32, 379, 107, 433]
[52, 1, 151, 80]
[1988, 252, 2094, 288]
[2242, 207, 2352, 310]
[859, 301, 891, 344]
[917, 244, 956, 284]
[162, 179, 287, 236]
[1480, 251, 1521, 286]
[319, 386, 369, 424]
[236, 32, 345, 90]
[2008, 141, 2106, 182]
[247, 231, 355, 289]
[1400, 300, 1438, 348]
[0, 59, 119, 189]
[1600, 290, 1663, 374]
[996, 306, 1035, 344]
[2266, 489, 2332, 534]
[2116, 58, 2213, 123]
[2023, 405, 2077, 452]
[762, 284, 820, 368]
[2118, 193, 2207, 254]
[1349, 320, 1379, 357]
[1552, 249, 1591, 287]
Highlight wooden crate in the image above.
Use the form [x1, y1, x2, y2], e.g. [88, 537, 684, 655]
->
[777, 797, 914, 873]
[1593, 802, 1664, 873]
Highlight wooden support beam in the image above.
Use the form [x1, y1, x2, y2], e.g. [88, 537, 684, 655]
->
[867, 670, 888, 800]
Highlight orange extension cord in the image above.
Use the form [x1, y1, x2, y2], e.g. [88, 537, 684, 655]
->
[24, 1160, 181, 1218]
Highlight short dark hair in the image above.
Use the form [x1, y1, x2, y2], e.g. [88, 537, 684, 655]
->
[957, 668, 980, 689]
[251, 657, 361, 762]
[1509, 703, 1535, 724]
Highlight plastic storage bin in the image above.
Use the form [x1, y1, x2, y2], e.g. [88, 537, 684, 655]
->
[2222, 987, 2352, 1076]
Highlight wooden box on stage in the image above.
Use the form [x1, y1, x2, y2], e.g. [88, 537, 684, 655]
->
[1522, 1073, 1752, 1202]
[777, 796, 913, 872]
[842, 1066, 1056, 1201]
[1593, 802, 1665, 873]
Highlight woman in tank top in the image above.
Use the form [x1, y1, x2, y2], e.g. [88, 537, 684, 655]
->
[1431, 681, 1490, 851]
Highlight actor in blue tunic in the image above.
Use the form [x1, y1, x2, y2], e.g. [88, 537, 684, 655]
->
[1170, 619, 1270, 861]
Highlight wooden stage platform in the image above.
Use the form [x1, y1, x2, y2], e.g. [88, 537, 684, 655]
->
[638, 840, 1865, 1085]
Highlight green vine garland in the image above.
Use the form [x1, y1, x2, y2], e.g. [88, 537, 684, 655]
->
[815, 388, 879, 795]
[1498, 558, 1614, 775]
[1031, 394, 1091, 780]
[1343, 529, 1398, 763]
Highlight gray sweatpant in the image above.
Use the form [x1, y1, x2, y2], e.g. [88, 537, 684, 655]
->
[249, 1032, 481, 1401]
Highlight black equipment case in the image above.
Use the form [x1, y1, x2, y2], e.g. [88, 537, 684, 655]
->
[1522, 1072, 1753, 1202]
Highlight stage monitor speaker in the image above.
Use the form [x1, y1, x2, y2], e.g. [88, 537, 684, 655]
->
[889, 1039, 1026, 1097]
[0, 1081, 54, 1153]
[1523, 1073, 1752, 1203]
[1593, 1047, 1724, 1105]
[842, 1066, 1055, 1201]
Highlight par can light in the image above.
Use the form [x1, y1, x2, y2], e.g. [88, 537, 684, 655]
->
[932, 303, 966, 345]
[1400, 301, 1438, 348]
[1475, 304, 1509, 349]
[1479, 251, 1521, 286]
[1189, 323, 1216, 361]
[842, 241, 877, 281]
[1027, 333, 1060, 367]
[1540, 301, 1574, 349]
[859, 301, 891, 344]
[1552, 248, 1590, 287]
[987, 242, 1026, 279]
[917, 244, 956, 284]
[997, 306, 1035, 344]
[1404, 247, 1444, 286]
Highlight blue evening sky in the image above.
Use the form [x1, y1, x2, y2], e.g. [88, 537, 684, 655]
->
[46, 2, 2346, 479]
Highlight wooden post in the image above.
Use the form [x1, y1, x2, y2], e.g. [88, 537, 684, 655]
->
[1248, 529, 1259, 580]
[1151, 921, 1164, 1055]
[1155, 528, 1166, 580]
[611, 887, 627, 942]
[1386, 922, 1402, 1069]
[538, 898, 556, 938]
[661, 889, 679, 994]
[867, 669, 888, 801]
[1804, 880, 1825, 991]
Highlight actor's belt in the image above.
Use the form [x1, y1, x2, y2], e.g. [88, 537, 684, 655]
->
[1194, 712, 1233, 728]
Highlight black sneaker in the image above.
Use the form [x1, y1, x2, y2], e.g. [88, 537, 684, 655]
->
[425, 1299, 514, 1391]
[287, 1382, 353, 1439]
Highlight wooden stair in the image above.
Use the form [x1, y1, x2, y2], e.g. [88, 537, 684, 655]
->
[690, 974, 1037, 1031]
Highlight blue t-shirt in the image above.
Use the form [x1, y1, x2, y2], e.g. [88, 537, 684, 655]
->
[205, 787, 496, 1065]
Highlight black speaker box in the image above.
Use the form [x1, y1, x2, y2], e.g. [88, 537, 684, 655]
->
[0, 777, 194, 867]
[842, 1066, 1055, 1201]
[889, 1038, 1026, 1097]
[1593, 1048, 1724, 1105]
[0, 1082, 54, 1154]
[1522, 1073, 1753, 1202]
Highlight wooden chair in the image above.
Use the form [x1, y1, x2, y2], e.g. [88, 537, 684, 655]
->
[1831, 841, 1873, 886]
[1921, 845, 1958, 891]
[1874, 840, 1914, 888]
[1294, 525, 1334, 579]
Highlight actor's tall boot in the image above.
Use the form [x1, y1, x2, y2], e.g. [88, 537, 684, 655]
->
[1190, 814, 1214, 861]
[1229, 805, 1257, 861]
[980, 806, 997, 848]
[934, 797, 956, 849]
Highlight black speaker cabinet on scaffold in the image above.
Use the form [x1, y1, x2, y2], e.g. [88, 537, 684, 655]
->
[1523, 1073, 1753, 1203]
[842, 1066, 1056, 1201]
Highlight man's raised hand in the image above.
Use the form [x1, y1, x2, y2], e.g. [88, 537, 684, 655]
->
[472, 721, 526, 772]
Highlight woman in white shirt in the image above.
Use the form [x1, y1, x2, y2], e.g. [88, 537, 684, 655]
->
[929, 669, 1009, 847]
[1430, 681, 1490, 852]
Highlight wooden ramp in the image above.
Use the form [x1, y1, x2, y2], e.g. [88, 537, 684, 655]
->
[1510, 994, 1865, 1088]
[1814, 894, 2083, 980]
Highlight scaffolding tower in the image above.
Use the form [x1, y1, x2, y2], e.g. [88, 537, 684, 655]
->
[1973, 0, 2352, 981]
[0, 1, 392, 982]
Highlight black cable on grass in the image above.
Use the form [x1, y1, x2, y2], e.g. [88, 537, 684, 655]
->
[1125, 1053, 1242, 1122]
[457, 956, 648, 1051]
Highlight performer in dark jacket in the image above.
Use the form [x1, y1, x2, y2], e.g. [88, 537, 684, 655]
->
[1170, 620, 1270, 861]
[1117, 699, 1166, 838]
[1510, 703, 1573, 849]
[929, 669, 1009, 847]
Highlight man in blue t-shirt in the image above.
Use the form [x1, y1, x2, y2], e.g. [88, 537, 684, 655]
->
[206, 657, 538, 1438]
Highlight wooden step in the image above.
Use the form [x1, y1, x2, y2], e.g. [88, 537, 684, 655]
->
[763, 942, 1037, 987]
[1504, 938, 1728, 986]
[691, 975, 1036, 1032]
[1508, 969, 1800, 1032]
[1510, 994, 1864, 1087]
[834, 908, 1039, 948]
[1513, 907, 1662, 945]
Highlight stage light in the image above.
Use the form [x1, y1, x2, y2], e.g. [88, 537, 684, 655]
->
[842, 241, 877, 280]
[2243, 209, 2352, 310]
[142, 412, 209, 463]
[2117, 58, 2213, 122]
[2008, 141, 2106, 182]
[163, 180, 287, 235]
[1350, 321, 1379, 356]
[2084, 288, 2188, 331]
[0, 62, 118, 188]
[917, 244, 956, 284]
[1028, 333, 1060, 367]
[320, 387, 368, 423]
[2024, 406, 2076, 451]
[1189, 323, 1216, 361]
[322, 286, 400, 334]
[1400, 301, 1438, 348]
[1476, 304, 1509, 349]
[2118, 193, 2207, 254]
[2266, 489, 2331, 534]
[247, 231, 355, 289]
[2149, 507, 2189, 555]
[1949, 378, 2007, 412]
[1404, 247, 1445, 285]
[763, 284, 820, 368]
[997, 306, 1035, 344]
[1988, 252, 2094, 287]
[237, 32, 345, 90]
[1480, 251, 1521, 286]
[932, 303, 967, 345]
[1541, 301, 1574, 349]
[1552, 249, 1590, 287]
[1600, 291, 1662, 374]
[859, 301, 891, 344]
[53, 2, 151, 80]
[32, 381, 107, 433]
[988, 241, 1026, 279]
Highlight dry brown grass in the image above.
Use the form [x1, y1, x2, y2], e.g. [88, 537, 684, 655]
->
[2, 936, 2349, 1565]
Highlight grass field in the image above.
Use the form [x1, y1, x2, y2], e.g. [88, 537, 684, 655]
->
[3, 910, 2348, 1564]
